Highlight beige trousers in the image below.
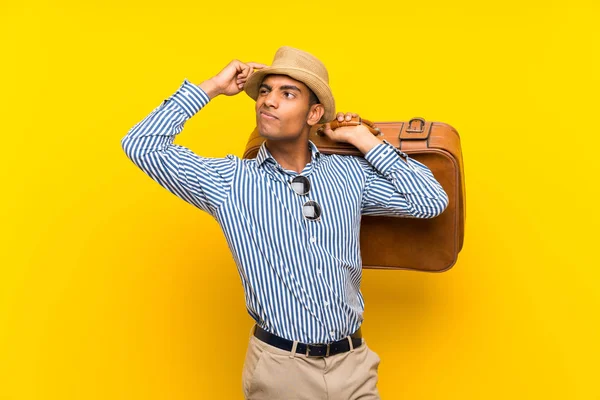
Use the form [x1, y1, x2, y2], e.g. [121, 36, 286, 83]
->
[241, 326, 381, 400]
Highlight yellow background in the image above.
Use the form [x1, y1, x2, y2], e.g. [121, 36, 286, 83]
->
[1, 0, 599, 398]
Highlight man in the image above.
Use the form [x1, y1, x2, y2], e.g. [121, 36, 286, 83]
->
[121, 46, 448, 399]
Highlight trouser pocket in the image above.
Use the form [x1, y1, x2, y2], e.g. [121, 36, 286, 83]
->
[242, 338, 266, 398]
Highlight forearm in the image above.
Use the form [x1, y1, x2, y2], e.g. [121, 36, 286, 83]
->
[121, 79, 210, 162]
[348, 128, 409, 165]
[198, 78, 221, 100]
[363, 141, 449, 218]
[349, 132, 383, 157]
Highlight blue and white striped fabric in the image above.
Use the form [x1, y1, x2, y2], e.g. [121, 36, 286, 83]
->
[121, 79, 449, 344]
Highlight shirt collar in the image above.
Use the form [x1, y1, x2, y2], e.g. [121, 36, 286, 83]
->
[256, 140, 322, 168]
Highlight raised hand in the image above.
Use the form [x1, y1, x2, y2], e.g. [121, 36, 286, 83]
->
[319, 112, 384, 154]
[203, 60, 268, 98]
[319, 112, 370, 144]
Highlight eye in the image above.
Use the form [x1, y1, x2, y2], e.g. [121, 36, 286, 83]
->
[259, 88, 269, 95]
[283, 91, 295, 99]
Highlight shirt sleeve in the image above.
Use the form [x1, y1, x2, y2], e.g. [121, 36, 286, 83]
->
[357, 140, 449, 218]
[121, 79, 237, 216]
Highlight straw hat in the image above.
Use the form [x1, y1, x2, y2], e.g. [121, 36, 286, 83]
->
[244, 46, 335, 123]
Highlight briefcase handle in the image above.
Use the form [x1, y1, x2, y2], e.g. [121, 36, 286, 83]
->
[316, 116, 381, 137]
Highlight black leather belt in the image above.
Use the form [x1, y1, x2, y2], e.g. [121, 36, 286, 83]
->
[253, 325, 363, 357]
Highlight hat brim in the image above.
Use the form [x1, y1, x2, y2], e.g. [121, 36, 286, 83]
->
[244, 67, 335, 124]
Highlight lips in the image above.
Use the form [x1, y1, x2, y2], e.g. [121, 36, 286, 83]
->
[260, 110, 278, 120]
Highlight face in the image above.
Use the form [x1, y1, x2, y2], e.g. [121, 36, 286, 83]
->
[255, 74, 324, 142]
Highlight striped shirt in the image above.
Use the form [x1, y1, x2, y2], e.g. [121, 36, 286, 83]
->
[121, 79, 449, 344]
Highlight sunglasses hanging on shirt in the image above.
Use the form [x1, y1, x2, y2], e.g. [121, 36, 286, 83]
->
[289, 175, 322, 222]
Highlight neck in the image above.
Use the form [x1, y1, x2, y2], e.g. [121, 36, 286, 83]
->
[265, 135, 312, 174]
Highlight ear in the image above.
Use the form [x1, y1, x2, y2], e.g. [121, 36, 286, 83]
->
[306, 103, 325, 126]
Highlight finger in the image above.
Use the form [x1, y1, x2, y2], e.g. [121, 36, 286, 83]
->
[345, 112, 353, 121]
[246, 62, 269, 70]
[233, 60, 246, 73]
[238, 63, 261, 83]
[336, 112, 344, 121]
[322, 127, 334, 136]
[239, 65, 252, 78]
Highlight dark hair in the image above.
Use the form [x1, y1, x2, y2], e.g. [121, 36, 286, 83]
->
[308, 87, 319, 106]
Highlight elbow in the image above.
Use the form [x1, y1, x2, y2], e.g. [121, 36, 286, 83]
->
[120, 132, 148, 171]
[121, 131, 140, 162]
[426, 190, 449, 218]
[410, 191, 449, 219]
[121, 135, 129, 157]
[431, 195, 449, 218]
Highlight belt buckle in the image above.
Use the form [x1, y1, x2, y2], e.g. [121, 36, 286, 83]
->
[305, 343, 330, 357]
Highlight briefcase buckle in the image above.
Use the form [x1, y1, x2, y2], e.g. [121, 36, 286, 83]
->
[406, 117, 426, 133]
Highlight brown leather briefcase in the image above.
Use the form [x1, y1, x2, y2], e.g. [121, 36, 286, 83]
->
[242, 117, 465, 272]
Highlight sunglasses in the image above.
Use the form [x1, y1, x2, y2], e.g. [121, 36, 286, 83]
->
[289, 175, 322, 221]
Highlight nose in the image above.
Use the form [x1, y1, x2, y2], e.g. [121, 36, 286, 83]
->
[263, 90, 278, 108]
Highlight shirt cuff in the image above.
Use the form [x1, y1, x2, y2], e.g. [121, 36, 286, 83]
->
[167, 78, 211, 118]
[363, 140, 413, 175]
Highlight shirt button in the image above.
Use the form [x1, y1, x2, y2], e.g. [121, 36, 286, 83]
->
[310, 237, 316, 243]
[316, 268, 322, 274]
[324, 301, 329, 307]
[330, 330, 335, 336]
